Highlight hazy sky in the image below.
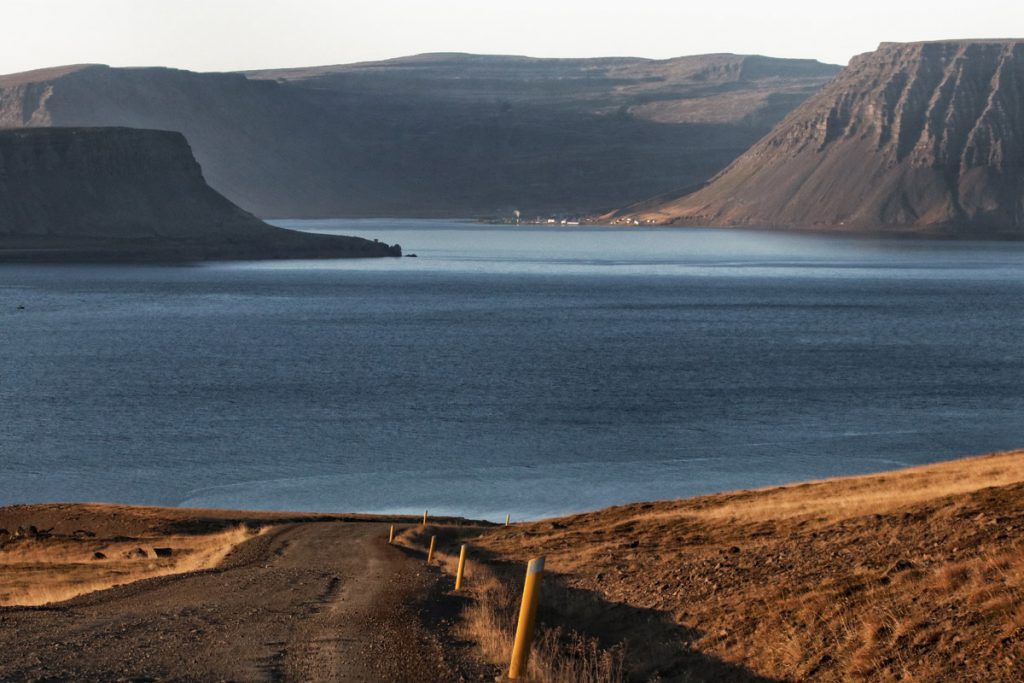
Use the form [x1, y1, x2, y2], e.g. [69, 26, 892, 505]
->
[2, 0, 1021, 74]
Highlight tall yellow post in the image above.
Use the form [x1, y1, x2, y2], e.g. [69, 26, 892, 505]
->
[454, 544, 468, 591]
[422, 509, 428, 527]
[427, 535, 436, 563]
[508, 556, 545, 679]
[388, 525, 395, 544]
[505, 514, 511, 527]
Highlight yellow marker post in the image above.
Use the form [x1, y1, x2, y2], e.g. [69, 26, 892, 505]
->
[505, 514, 511, 527]
[454, 544, 468, 591]
[388, 524, 395, 544]
[508, 556, 545, 679]
[423, 509, 428, 527]
[427, 535, 437, 563]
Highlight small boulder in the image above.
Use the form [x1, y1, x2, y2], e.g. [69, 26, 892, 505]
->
[153, 547, 173, 558]
[93, 552, 107, 560]
[887, 558, 916, 574]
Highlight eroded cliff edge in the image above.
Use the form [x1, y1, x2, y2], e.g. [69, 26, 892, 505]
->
[0, 128, 400, 261]
[623, 41, 1024, 237]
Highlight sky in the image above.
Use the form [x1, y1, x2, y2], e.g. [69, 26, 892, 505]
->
[1, 0, 1022, 75]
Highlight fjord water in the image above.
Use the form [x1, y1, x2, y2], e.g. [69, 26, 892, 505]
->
[2, 220, 1023, 521]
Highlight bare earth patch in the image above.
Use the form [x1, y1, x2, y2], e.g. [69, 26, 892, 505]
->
[0, 508, 494, 681]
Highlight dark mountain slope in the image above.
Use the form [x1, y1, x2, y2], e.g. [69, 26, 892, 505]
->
[0, 128, 399, 261]
[0, 54, 839, 218]
[623, 41, 1024, 237]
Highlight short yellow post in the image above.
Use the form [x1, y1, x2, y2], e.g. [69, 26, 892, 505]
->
[426, 535, 436, 563]
[508, 556, 545, 679]
[422, 509, 428, 526]
[388, 524, 395, 544]
[505, 513, 511, 527]
[454, 544, 468, 591]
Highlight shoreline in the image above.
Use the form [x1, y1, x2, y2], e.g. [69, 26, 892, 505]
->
[3, 449, 1019, 596]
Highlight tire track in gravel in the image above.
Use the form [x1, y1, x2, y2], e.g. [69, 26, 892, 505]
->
[0, 521, 494, 682]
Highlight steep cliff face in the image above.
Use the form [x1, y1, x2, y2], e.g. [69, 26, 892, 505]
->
[0, 55, 839, 218]
[0, 128, 399, 260]
[626, 41, 1024, 237]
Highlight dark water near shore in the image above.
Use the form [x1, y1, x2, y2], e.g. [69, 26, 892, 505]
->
[2, 220, 1024, 521]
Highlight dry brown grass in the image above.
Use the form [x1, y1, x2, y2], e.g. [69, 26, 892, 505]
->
[472, 450, 1024, 681]
[396, 527, 624, 683]
[0, 525, 257, 607]
[659, 451, 1024, 525]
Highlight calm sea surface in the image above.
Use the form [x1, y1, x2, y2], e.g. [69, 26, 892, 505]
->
[2, 220, 1023, 521]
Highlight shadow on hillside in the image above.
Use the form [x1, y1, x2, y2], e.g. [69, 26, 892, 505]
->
[400, 528, 783, 683]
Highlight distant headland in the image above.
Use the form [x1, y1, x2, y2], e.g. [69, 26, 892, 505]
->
[0, 128, 401, 262]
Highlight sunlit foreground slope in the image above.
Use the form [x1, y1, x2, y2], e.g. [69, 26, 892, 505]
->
[474, 450, 1024, 681]
[2, 452, 1022, 680]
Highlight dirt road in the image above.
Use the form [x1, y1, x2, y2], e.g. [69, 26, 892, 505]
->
[0, 521, 493, 681]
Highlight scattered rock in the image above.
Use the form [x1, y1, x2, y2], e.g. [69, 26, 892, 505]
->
[887, 559, 916, 574]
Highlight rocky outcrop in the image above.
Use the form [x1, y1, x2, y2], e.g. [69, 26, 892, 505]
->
[0, 128, 400, 260]
[624, 41, 1024, 237]
[0, 55, 839, 218]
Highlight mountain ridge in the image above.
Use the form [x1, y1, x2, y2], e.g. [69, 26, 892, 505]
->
[620, 40, 1024, 237]
[0, 53, 840, 218]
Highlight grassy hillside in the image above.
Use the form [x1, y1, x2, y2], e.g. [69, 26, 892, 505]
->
[469, 451, 1024, 680]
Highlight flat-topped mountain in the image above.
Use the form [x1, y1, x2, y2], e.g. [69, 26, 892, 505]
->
[0, 128, 400, 261]
[621, 41, 1024, 237]
[0, 54, 839, 218]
